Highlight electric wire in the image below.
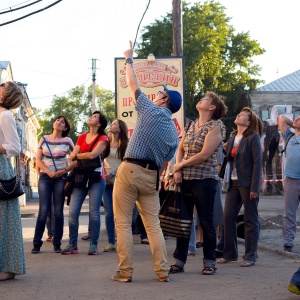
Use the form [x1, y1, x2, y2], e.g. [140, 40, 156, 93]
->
[0, 0, 44, 15]
[0, 0, 62, 27]
[0, 0, 31, 11]
[30, 74, 91, 100]
[132, 0, 151, 50]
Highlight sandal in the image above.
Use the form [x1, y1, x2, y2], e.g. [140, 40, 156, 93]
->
[81, 235, 91, 241]
[202, 267, 216, 275]
[169, 265, 184, 274]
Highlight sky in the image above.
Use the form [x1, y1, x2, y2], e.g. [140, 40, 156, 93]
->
[1, 0, 300, 111]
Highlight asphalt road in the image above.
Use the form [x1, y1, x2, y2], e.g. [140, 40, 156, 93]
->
[2, 195, 300, 300]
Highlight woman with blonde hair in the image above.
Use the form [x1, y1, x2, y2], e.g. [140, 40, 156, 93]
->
[218, 107, 262, 267]
[0, 81, 26, 281]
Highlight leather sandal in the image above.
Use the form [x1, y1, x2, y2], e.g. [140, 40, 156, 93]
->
[202, 267, 216, 275]
[169, 264, 184, 274]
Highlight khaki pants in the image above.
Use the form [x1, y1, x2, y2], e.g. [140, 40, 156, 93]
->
[113, 161, 168, 277]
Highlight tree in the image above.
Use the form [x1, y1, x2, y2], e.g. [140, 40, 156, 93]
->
[136, 0, 265, 132]
[38, 85, 115, 143]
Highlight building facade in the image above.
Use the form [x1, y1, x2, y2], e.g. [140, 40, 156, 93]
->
[0, 61, 40, 203]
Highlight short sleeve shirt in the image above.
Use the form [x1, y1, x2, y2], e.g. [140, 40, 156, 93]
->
[284, 127, 300, 178]
[124, 92, 178, 168]
[39, 135, 74, 171]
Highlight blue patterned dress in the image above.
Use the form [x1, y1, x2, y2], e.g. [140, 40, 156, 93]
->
[0, 154, 26, 275]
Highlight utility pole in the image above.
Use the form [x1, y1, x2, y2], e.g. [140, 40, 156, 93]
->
[172, 0, 183, 56]
[91, 58, 98, 112]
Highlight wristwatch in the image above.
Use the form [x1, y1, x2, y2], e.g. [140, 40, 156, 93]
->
[110, 172, 115, 177]
[125, 58, 133, 65]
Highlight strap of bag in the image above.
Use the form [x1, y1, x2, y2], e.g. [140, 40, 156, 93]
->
[42, 136, 58, 171]
[281, 132, 294, 157]
[88, 134, 101, 152]
[185, 121, 192, 133]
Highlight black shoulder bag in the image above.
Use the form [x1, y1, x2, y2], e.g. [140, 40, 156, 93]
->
[77, 135, 102, 173]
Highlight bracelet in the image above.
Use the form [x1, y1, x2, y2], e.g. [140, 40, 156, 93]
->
[75, 154, 78, 160]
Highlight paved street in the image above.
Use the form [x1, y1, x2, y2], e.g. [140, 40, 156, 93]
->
[2, 195, 300, 300]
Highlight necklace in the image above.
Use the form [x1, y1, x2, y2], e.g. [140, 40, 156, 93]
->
[196, 119, 209, 128]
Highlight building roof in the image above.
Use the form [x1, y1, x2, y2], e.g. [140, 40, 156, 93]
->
[0, 61, 10, 69]
[257, 69, 300, 92]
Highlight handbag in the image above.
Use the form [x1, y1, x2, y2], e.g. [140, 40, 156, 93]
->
[64, 169, 77, 205]
[218, 156, 228, 179]
[159, 184, 192, 238]
[0, 174, 24, 200]
[77, 135, 102, 173]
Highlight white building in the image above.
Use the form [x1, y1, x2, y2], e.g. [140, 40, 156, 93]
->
[0, 61, 40, 203]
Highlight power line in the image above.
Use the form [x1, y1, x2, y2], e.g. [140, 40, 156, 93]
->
[0, 0, 62, 27]
[0, 0, 31, 12]
[132, 0, 151, 50]
[30, 74, 91, 100]
[0, 0, 44, 15]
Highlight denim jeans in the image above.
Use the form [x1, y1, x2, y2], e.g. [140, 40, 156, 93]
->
[173, 178, 218, 268]
[103, 184, 115, 244]
[188, 218, 196, 252]
[33, 173, 65, 246]
[291, 267, 300, 286]
[68, 179, 106, 246]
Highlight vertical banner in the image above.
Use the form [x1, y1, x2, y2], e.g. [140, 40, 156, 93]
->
[115, 56, 185, 138]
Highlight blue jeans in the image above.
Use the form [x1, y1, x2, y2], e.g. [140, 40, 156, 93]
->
[103, 184, 115, 244]
[188, 218, 196, 252]
[291, 267, 300, 286]
[173, 178, 217, 268]
[68, 179, 106, 246]
[33, 173, 65, 246]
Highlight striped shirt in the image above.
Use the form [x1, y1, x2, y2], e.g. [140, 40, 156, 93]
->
[125, 92, 178, 168]
[39, 135, 74, 171]
[182, 119, 226, 180]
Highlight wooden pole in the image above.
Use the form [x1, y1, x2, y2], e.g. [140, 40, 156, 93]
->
[172, 0, 183, 56]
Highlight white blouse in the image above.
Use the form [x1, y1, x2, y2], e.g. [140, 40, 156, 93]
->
[0, 110, 21, 158]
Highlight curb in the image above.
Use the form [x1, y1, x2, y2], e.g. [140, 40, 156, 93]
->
[238, 237, 300, 259]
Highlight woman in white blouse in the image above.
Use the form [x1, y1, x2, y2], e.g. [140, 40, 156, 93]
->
[0, 81, 26, 281]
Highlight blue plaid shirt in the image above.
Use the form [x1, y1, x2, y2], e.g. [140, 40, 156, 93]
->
[125, 91, 178, 168]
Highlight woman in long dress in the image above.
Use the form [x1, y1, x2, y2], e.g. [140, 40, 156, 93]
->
[0, 81, 26, 281]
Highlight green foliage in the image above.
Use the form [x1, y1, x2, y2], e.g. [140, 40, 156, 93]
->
[135, 0, 265, 134]
[38, 85, 115, 143]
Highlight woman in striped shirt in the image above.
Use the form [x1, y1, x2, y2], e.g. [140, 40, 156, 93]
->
[32, 116, 74, 254]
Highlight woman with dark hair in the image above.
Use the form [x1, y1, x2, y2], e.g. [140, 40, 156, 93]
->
[102, 119, 128, 252]
[32, 115, 75, 254]
[170, 91, 227, 275]
[0, 81, 26, 281]
[62, 111, 109, 255]
[218, 107, 262, 267]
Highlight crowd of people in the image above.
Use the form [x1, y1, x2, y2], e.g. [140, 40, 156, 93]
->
[0, 43, 299, 295]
